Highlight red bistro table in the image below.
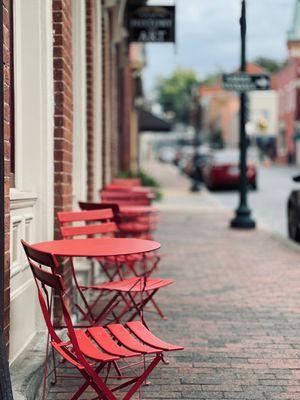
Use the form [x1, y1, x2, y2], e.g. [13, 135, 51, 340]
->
[32, 238, 164, 323]
[32, 237, 161, 258]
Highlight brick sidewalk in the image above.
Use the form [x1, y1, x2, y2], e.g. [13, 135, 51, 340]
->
[144, 210, 300, 400]
[49, 164, 300, 399]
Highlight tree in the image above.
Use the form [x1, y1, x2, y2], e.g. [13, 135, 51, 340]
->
[253, 57, 286, 74]
[155, 68, 200, 124]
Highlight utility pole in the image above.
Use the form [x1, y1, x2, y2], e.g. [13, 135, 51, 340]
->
[230, 0, 256, 229]
[191, 89, 202, 192]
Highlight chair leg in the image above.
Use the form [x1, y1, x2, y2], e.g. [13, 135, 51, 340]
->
[70, 363, 106, 400]
[50, 345, 58, 386]
[127, 289, 160, 322]
[123, 354, 162, 400]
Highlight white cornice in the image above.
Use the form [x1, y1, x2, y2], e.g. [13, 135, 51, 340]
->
[10, 189, 38, 210]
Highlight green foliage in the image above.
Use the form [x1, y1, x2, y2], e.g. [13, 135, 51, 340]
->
[253, 57, 286, 74]
[117, 169, 163, 200]
[155, 67, 200, 124]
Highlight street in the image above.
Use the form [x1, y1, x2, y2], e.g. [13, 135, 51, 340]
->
[211, 164, 300, 237]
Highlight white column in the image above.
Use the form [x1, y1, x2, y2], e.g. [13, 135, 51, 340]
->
[9, 0, 54, 362]
[93, 0, 103, 197]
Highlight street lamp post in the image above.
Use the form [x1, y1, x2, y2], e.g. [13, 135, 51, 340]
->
[230, 0, 256, 229]
[191, 89, 202, 192]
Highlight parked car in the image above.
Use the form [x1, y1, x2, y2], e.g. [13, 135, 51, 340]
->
[287, 175, 300, 242]
[203, 149, 257, 190]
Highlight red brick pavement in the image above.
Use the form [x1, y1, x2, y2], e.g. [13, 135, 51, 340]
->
[143, 210, 300, 400]
[48, 165, 300, 399]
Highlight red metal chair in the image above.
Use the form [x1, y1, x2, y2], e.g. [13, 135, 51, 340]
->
[78, 201, 161, 275]
[79, 201, 159, 239]
[57, 209, 169, 322]
[57, 209, 154, 279]
[21, 240, 183, 400]
[81, 199, 156, 239]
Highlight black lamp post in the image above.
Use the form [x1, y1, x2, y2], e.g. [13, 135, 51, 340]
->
[230, 0, 256, 229]
[190, 86, 202, 192]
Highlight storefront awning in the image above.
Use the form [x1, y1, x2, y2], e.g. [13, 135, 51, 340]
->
[138, 108, 172, 132]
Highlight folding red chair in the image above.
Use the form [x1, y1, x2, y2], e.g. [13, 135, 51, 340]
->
[98, 191, 156, 239]
[78, 202, 160, 272]
[22, 241, 183, 400]
[79, 201, 159, 239]
[57, 209, 170, 322]
[80, 198, 156, 240]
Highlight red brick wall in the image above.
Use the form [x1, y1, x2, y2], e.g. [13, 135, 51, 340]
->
[52, 0, 73, 307]
[3, 0, 11, 347]
[273, 60, 300, 156]
[53, 0, 73, 237]
[121, 64, 132, 171]
[101, 7, 121, 182]
[86, 0, 94, 201]
[101, 7, 112, 185]
[110, 42, 119, 177]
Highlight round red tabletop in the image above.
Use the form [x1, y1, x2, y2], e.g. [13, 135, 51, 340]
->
[119, 206, 158, 215]
[32, 238, 161, 258]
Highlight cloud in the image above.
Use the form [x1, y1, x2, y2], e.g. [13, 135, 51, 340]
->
[143, 0, 295, 93]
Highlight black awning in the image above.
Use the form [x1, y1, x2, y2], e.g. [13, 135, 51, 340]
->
[138, 108, 172, 132]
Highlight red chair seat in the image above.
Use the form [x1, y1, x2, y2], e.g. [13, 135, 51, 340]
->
[87, 327, 140, 358]
[84, 276, 173, 292]
[126, 321, 184, 351]
[74, 330, 119, 362]
[106, 324, 162, 354]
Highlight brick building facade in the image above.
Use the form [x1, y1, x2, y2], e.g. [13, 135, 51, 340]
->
[272, 0, 300, 164]
[0, 0, 144, 369]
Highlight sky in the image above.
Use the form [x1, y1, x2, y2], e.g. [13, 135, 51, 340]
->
[143, 0, 296, 94]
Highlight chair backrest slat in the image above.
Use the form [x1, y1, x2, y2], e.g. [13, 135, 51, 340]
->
[57, 209, 113, 223]
[61, 222, 116, 238]
[57, 209, 117, 239]
[23, 243, 58, 268]
[29, 260, 64, 290]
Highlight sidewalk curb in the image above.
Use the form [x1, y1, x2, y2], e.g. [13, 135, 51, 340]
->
[10, 333, 46, 400]
[267, 229, 300, 254]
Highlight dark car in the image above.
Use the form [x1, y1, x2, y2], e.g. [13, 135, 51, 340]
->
[287, 175, 300, 242]
[203, 149, 257, 190]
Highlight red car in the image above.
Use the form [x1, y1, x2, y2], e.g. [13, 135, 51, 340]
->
[203, 150, 257, 190]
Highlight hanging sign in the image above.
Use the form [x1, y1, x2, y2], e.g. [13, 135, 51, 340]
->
[128, 6, 175, 43]
[222, 73, 271, 92]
